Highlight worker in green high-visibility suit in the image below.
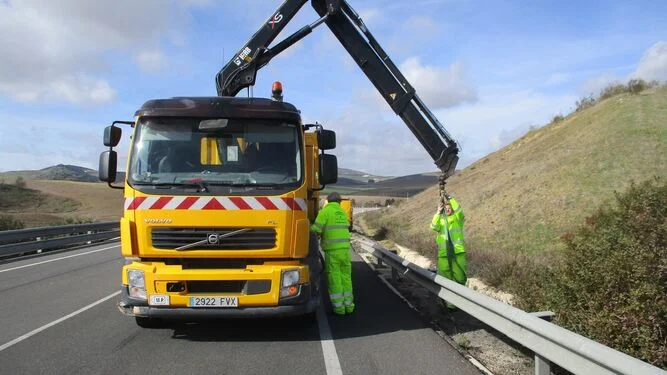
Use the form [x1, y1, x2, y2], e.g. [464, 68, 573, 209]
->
[311, 192, 354, 315]
[430, 195, 466, 309]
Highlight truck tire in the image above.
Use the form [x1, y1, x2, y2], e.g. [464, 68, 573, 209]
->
[135, 316, 165, 329]
[307, 232, 324, 296]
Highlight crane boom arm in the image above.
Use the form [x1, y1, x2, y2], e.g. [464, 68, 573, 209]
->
[216, 0, 459, 177]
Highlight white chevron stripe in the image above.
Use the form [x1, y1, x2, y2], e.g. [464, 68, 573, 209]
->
[244, 197, 264, 210]
[271, 198, 290, 210]
[163, 196, 186, 209]
[295, 198, 307, 211]
[138, 197, 160, 210]
[124, 198, 133, 210]
[217, 197, 239, 210]
[190, 197, 211, 210]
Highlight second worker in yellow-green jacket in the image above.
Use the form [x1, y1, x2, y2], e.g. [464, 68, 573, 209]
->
[430, 196, 467, 292]
[311, 192, 354, 315]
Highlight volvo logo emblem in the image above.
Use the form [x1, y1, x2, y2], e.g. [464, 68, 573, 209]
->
[207, 233, 219, 244]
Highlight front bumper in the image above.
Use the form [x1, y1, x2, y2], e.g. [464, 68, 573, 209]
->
[118, 285, 319, 319]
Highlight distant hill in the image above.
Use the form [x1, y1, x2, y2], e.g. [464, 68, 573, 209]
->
[36, 164, 98, 182]
[338, 168, 391, 184]
[0, 165, 125, 184]
[365, 85, 667, 254]
[0, 164, 97, 182]
[329, 170, 440, 197]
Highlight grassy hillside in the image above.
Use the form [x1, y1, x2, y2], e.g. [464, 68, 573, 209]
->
[365, 85, 667, 256]
[0, 180, 123, 228]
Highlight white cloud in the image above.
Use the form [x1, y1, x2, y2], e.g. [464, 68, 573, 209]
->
[358, 8, 383, 26]
[546, 72, 570, 85]
[0, 114, 131, 173]
[0, 0, 198, 105]
[0, 75, 116, 104]
[304, 106, 438, 176]
[576, 41, 667, 97]
[136, 50, 169, 73]
[579, 73, 621, 96]
[402, 16, 439, 37]
[303, 85, 575, 176]
[634, 41, 667, 81]
[400, 57, 477, 109]
[438, 90, 577, 167]
[180, 0, 215, 6]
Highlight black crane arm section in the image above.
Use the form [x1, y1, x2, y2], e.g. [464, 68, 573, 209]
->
[215, 0, 459, 178]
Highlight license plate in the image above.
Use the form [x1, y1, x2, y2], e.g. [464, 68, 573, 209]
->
[149, 294, 170, 306]
[189, 296, 238, 307]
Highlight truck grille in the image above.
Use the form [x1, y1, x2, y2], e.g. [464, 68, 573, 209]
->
[152, 228, 276, 250]
[186, 280, 271, 295]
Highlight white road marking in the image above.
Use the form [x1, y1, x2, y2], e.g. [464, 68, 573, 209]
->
[0, 291, 121, 352]
[316, 304, 343, 375]
[0, 244, 120, 274]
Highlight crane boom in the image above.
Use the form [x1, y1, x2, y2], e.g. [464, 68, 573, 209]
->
[216, 0, 459, 178]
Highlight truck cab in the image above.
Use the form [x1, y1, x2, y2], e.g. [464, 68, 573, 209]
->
[100, 95, 338, 327]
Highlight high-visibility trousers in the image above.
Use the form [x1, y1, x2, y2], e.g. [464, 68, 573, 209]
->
[438, 253, 467, 309]
[325, 248, 354, 314]
[437, 252, 467, 285]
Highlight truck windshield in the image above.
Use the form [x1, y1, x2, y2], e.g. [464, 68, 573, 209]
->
[128, 117, 303, 189]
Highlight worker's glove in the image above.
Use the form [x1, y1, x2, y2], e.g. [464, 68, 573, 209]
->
[437, 202, 445, 214]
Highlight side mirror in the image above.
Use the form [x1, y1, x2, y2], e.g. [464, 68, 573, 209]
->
[319, 154, 338, 185]
[104, 126, 122, 147]
[317, 130, 336, 151]
[99, 150, 118, 183]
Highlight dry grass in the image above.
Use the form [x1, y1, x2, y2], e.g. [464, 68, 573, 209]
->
[6, 180, 124, 227]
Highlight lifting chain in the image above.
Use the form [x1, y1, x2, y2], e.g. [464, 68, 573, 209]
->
[438, 173, 449, 210]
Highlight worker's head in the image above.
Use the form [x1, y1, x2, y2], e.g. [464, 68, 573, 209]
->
[444, 201, 453, 216]
[326, 191, 342, 203]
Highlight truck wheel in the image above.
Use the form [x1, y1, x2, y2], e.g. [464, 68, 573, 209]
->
[135, 316, 165, 329]
[307, 232, 323, 295]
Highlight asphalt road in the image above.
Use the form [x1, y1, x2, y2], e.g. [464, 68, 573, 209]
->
[0, 241, 480, 375]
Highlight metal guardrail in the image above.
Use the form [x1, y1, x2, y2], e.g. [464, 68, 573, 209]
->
[354, 236, 665, 375]
[0, 221, 119, 258]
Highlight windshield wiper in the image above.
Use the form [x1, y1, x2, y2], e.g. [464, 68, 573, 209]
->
[140, 180, 209, 192]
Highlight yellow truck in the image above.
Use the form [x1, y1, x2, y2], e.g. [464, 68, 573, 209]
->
[99, 88, 337, 327]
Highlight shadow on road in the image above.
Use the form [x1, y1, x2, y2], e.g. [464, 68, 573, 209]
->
[167, 258, 428, 342]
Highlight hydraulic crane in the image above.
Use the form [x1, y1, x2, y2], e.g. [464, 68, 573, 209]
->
[216, 0, 460, 204]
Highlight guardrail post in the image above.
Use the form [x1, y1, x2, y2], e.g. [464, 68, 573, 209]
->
[535, 354, 551, 375]
[391, 268, 400, 283]
[36, 236, 42, 254]
[87, 230, 92, 244]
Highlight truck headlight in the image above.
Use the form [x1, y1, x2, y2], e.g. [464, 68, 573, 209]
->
[127, 269, 146, 299]
[280, 269, 300, 298]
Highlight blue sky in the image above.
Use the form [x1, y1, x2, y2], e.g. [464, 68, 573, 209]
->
[0, 0, 665, 176]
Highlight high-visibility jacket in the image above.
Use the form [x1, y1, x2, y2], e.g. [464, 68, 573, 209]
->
[310, 202, 351, 251]
[430, 197, 466, 255]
